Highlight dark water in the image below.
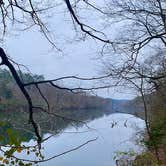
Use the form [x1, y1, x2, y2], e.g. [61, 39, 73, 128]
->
[8, 113, 145, 166]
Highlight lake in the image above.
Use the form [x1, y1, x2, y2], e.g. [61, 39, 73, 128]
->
[11, 112, 145, 166]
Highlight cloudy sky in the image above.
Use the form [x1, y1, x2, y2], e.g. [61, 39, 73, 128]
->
[2, 1, 136, 99]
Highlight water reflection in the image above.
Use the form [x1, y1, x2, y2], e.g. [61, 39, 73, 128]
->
[0, 111, 145, 165]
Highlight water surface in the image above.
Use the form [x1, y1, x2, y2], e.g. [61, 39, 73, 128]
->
[20, 113, 145, 166]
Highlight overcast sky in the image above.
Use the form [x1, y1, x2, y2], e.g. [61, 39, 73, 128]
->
[1, 1, 136, 99]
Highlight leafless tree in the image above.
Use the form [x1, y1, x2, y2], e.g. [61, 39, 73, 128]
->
[0, 0, 166, 164]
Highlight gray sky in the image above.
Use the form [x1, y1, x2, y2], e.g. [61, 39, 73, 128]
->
[2, 1, 136, 99]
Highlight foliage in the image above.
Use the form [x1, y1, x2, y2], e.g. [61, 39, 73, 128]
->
[137, 73, 166, 164]
[145, 109, 166, 148]
[113, 150, 137, 161]
[133, 152, 159, 166]
[0, 121, 43, 166]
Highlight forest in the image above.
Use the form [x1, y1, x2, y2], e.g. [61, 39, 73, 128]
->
[0, 0, 166, 165]
[0, 69, 111, 112]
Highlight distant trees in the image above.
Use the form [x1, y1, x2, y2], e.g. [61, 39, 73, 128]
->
[0, 0, 166, 164]
[83, 1, 166, 163]
[0, 69, 108, 112]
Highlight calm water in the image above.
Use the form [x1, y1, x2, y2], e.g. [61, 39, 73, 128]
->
[17, 113, 145, 166]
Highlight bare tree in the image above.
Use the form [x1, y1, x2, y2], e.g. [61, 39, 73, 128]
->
[0, 0, 104, 164]
[0, 0, 166, 164]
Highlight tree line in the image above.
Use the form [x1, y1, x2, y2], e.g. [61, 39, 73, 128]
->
[0, 69, 111, 112]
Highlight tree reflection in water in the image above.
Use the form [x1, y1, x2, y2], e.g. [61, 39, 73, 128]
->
[0, 109, 107, 165]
